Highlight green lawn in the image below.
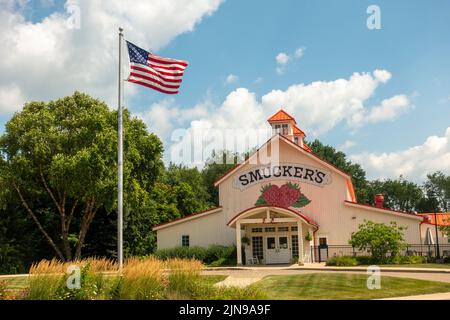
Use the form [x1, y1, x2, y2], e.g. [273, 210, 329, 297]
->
[257, 273, 450, 300]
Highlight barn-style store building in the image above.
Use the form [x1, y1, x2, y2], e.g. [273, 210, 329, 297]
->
[154, 110, 449, 264]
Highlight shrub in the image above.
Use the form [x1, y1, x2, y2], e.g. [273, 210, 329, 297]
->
[349, 221, 407, 261]
[385, 255, 425, 264]
[355, 256, 374, 265]
[154, 246, 207, 261]
[326, 256, 358, 266]
[209, 258, 227, 267]
[154, 245, 236, 265]
[204, 245, 236, 264]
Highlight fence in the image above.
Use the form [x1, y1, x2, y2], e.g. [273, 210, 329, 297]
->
[311, 244, 450, 263]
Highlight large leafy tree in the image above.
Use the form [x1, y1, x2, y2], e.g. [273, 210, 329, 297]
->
[367, 177, 424, 213]
[0, 92, 163, 261]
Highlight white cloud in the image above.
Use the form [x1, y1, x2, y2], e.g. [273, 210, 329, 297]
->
[275, 47, 305, 74]
[373, 69, 392, 83]
[0, 0, 223, 113]
[261, 70, 404, 135]
[294, 47, 305, 58]
[225, 74, 238, 85]
[348, 94, 412, 128]
[0, 83, 26, 114]
[276, 52, 290, 65]
[350, 128, 450, 182]
[338, 140, 356, 152]
[138, 69, 411, 165]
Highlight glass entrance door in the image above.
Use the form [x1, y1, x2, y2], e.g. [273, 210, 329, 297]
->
[265, 236, 291, 264]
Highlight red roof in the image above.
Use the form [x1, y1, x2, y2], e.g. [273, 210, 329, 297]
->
[303, 142, 312, 153]
[267, 109, 297, 124]
[417, 213, 450, 226]
[344, 200, 422, 219]
[293, 125, 305, 136]
[153, 206, 222, 230]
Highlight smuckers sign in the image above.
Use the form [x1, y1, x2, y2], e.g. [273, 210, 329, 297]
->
[233, 163, 332, 191]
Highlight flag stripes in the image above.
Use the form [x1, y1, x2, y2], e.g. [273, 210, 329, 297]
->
[126, 41, 188, 94]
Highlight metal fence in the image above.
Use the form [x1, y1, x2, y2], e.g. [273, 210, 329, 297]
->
[311, 244, 450, 262]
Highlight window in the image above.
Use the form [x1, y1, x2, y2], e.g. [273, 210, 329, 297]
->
[279, 237, 288, 249]
[264, 227, 276, 233]
[291, 235, 299, 258]
[274, 124, 281, 133]
[251, 227, 262, 233]
[282, 124, 288, 135]
[252, 236, 263, 260]
[291, 226, 298, 232]
[278, 226, 289, 232]
[181, 235, 190, 247]
[294, 137, 299, 144]
[267, 237, 276, 249]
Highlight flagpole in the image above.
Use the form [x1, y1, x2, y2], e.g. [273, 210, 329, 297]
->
[117, 26, 124, 272]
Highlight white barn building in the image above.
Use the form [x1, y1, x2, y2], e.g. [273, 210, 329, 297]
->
[154, 110, 442, 264]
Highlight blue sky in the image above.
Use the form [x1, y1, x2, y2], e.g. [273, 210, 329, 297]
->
[0, 0, 449, 182]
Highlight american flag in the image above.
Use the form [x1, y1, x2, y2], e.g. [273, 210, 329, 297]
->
[126, 41, 188, 94]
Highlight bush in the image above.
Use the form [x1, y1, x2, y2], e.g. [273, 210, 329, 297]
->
[154, 246, 207, 261]
[349, 221, 406, 261]
[326, 256, 358, 266]
[154, 245, 236, 265]
[355, 256, 374, 265]
[385, 255, 425, 265]
[204, 245, 236, 264]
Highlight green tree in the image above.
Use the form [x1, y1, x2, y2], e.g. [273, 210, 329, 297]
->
[0, 92, 163, 261]
[367, 177, 424, 213]
[423, 171, 450, 212]
[201, 150, 243, 206]
[349, 220, 407, 262]
[308, 139, 370, 203]
[164, 163, 212, 214]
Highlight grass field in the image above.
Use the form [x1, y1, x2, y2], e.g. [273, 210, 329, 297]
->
[257, 273, 450, 300]
[3, 272, 450, 300]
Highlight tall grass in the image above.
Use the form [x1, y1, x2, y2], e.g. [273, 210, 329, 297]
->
[28, 258, 116, 300]
[24, 257, 265, 300]
[113, 257, 165, 300]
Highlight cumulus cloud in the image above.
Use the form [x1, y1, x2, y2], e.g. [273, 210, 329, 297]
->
[261, 70, 408, 135]
[348, 94, 412, 128]
[225, 74, 238, 85]
[350, 128, 450, 182]
[0, 0, 223, 113]
[138, 69, 411, 165]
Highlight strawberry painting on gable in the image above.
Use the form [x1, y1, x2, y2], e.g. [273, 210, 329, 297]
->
[255, 182, 311, 208]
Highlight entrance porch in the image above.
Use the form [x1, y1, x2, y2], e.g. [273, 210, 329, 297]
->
[227, 206, 319, 265]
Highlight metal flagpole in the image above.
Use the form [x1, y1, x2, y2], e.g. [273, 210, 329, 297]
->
[118, 27, 124, 272]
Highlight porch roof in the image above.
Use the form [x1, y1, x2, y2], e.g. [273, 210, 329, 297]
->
[227, 205, 319, 229]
